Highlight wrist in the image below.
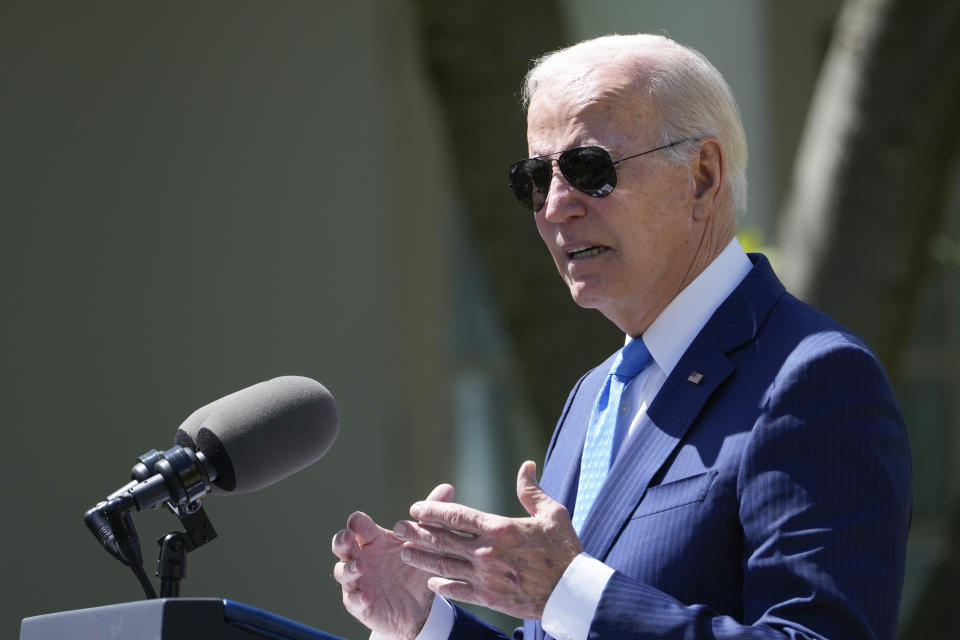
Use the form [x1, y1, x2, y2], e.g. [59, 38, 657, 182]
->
[409, 595, 454, 640]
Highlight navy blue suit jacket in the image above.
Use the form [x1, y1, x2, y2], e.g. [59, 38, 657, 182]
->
[449, 254, 912, 639]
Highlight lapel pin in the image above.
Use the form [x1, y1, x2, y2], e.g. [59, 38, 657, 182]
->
[687, 371, 704, 385]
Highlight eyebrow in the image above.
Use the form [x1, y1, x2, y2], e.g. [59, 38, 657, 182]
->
[525, 144, 613, 160]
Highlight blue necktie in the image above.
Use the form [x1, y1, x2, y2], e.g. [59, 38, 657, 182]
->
[572, 338, 651, 534]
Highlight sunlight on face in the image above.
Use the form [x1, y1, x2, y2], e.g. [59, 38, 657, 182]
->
[526, 77, 701, 335]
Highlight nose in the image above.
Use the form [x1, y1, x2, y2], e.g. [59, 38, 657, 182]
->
[540, 166, 585, 223]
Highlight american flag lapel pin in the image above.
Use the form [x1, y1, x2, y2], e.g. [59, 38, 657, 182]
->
[687, 371, 704, 385]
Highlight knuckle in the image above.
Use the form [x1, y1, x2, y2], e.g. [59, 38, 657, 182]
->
[412, 548, 432, 571]
[436, 555, 451, 576]
[487, 520, 510, 536]
[437, 554, 464, 578]
[474, 545, 495, 561]
[343, 591, 359, 614]
[449, 582, 468, 601]
[422, 527, 443, 551]
[550, 502, 570, 520]
[472, 589, 492, 608]
[448, 511, 466, 531]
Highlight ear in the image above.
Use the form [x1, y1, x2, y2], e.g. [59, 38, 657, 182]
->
[691, 138, 724, 220]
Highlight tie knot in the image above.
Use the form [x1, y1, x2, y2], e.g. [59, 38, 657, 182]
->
[611, 338, 650, 379]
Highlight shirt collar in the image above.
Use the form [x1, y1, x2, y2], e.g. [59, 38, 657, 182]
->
[631, 237, 752, 377]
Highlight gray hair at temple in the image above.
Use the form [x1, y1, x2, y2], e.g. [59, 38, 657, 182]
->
[521, 34, 749, 216]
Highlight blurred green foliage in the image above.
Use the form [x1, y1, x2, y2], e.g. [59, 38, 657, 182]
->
[737, 226, 779, 272]
[931, 234, 960, 268]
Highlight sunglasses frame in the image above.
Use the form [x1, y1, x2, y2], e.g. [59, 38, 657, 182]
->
[509, 138, 693, 212]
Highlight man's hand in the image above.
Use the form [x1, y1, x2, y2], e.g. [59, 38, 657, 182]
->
[393, 461, 583, 619]
[332, 484, 455, 640]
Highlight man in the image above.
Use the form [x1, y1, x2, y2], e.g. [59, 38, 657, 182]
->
[332, 34, 911, 640]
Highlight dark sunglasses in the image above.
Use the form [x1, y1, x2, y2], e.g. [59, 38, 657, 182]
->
[508, 138, 691, 212]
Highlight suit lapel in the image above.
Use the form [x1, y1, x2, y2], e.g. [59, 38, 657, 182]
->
[578, 335, 734, 558]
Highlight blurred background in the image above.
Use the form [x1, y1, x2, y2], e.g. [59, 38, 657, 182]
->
[2, 0, 958, 638]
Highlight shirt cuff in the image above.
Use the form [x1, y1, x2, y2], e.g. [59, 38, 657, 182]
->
[541, 552, 615, 640]
[370, 594, 454, 640]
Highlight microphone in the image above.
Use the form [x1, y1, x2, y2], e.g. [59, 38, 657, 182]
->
[85, 376, 339, 580]
[174, 375, 339, 494]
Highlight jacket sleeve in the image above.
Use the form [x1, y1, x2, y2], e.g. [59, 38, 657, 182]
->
[448, 603, 517, 640]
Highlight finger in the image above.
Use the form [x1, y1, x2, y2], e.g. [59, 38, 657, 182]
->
[409, 501, 485, 534]
[425, 483, 456, 503]
[427, 576, 475, 603]
[400, 544, 473, 581]
[516, 460, 555, 518]
[347, 511, 383, 546]
[343, 588, 373, 615]
[331, 527, 360, 560]
[332, 559, 363, 586]
[393, 520, 474, 556]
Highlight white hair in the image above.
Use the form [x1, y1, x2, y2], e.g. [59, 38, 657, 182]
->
[522, 34, 748, 215]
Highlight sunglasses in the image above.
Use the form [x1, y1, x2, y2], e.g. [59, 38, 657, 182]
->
[508, 139, 691, 212]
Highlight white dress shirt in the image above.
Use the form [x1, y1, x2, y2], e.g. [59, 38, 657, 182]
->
[387, 238, 753, 640]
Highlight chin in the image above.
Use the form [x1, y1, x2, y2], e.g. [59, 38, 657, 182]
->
[566, 281, 603, 310]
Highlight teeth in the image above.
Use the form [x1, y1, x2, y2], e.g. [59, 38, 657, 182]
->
[568, 246, 605, 258]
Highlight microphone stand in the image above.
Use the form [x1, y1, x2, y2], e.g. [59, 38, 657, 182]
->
[157, 501, 218, 597]
[85, 446, 218, 599]
[158, 532, 187, 598]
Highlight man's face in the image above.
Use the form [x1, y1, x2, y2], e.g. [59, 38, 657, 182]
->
[526, 80, 700, 335]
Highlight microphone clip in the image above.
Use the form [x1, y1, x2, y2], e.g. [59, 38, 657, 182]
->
[84, 445, 219, 599]
[169, 502, 218, 553]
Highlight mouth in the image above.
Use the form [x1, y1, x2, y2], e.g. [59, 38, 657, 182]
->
[567, 245, 609, 260]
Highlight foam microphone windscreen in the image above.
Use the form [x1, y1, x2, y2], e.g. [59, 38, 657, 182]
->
[174, 376, 339, 494]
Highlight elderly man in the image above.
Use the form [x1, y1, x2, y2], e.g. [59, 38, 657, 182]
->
[333, 34, 911, 640]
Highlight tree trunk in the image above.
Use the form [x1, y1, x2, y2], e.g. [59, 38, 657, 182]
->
[411, 0, 622, 437]
[776, 0, 960, 375]
[776, 1, 960, 636]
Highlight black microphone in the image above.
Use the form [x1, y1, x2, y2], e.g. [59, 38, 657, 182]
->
[85, 376, 339, 574]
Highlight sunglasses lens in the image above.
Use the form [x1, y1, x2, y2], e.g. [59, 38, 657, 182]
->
[509, 159, 551, 211]
[559, 147, 617, 196]
[508, 146, 617, 212]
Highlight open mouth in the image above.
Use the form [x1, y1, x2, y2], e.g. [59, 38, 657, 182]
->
[567, 246, 608, 259]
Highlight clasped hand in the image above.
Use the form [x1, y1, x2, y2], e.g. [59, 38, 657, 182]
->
[332, 481, 456, 640]
[332, 461, 583, 637]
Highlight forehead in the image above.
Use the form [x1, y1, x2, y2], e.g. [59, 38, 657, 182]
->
[525, 76, 655, 155]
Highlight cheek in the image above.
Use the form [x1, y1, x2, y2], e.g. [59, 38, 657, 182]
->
[534, 215, 548, 241]
[534, 217, 559, 257]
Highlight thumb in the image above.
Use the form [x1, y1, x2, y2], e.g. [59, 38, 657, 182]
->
[425, 483, 456, 503]
[346, 511, 383, 546]
[516, 460, 554, 517]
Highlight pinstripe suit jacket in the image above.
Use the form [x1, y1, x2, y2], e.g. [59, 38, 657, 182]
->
[448, 254, 912, 640]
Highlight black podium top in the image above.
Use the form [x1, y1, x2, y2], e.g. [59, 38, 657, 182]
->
[20, 598, 347, 640]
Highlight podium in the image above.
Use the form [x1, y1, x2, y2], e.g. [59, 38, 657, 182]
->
[20, 598, 347, 640]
